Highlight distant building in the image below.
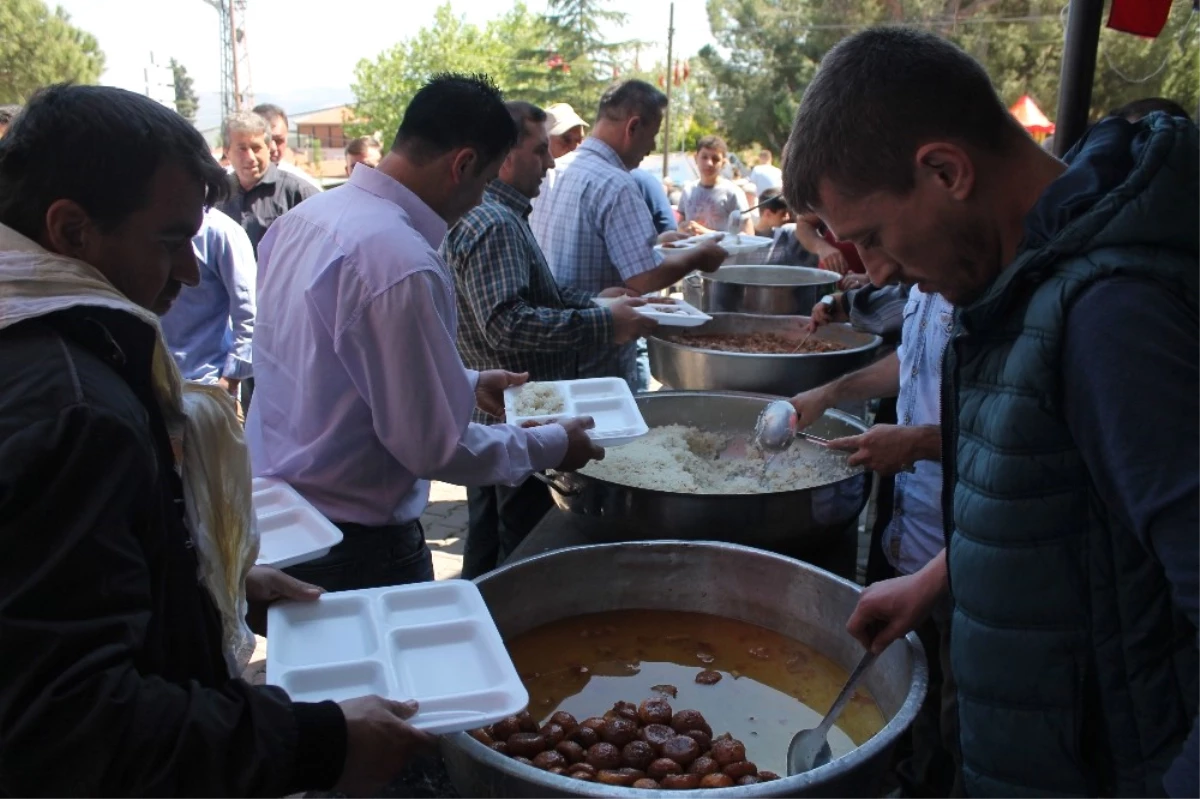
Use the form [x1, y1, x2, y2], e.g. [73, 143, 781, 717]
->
[292, 105, 357, 149]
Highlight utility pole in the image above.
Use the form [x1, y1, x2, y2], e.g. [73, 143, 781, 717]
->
[1053, 0, 1103, 157]
[228, 0, 242, 111]
[202, 0, 253, 121]
[662, 1, 674, 180]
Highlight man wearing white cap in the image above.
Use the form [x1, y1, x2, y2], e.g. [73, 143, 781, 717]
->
[546, 102, 588, 158]
[530, 102, 589, 219]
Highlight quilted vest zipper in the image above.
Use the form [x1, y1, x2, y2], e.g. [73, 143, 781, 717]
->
[940, 327, 965, 589]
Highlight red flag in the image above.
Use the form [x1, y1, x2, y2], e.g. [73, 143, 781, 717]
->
[1107, 0, 1172, 38]
[657, 74, 665, 88]
[673, 63, 681, 86]
[682, 60, 690, 80]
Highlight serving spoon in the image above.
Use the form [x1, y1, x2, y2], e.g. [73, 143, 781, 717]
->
[786, 651, 877, 775]
[754, 399, 837, 451]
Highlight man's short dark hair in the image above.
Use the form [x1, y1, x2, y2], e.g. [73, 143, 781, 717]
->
[784, 26, 1026, 211]
[252, 103, 288, 127]
[346, 135, 381, 156]
[696, 135, 728, 156]
[596, 80, 668, 124]
[392, 73, 516, 169]
[1108, 97, 1192, 123]
[759, 187, 788, 213]
[0, 105, 20, 127]
[0, 85, 227, 241]
[506, 101, 547, 142]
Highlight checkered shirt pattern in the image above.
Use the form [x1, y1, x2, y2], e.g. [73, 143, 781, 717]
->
[442, 180, 615, 423]
[529, 138, 663, 387]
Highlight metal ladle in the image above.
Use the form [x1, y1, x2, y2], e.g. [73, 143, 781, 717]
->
[728, 197, 776, 234]
[786, 651, 878, 775]
[754, 399, 837, 451]
[754, 399, 799, 452]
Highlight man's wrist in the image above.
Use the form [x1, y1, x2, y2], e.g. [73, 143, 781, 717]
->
[918, 550, 949, 598]
[817, 381, 840, 409]
[914, 425, 941, 462]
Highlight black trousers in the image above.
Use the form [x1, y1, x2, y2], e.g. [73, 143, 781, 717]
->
[283, 519, 434, 592]
[462, 477, 553, 579]
[238, 376, 255, 418]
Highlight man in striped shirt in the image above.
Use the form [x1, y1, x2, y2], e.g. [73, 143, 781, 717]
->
[531, 80, 726, 388]
[443, 101, 657, 578]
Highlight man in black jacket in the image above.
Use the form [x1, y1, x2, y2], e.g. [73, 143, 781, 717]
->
[0, 85, 432, 796]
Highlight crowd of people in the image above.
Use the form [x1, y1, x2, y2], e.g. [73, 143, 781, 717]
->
[0, 23, 1194, 799]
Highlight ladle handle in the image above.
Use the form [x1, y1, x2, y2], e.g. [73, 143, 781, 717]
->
[531, 471, 580, 497]
[816, 651, 877, 737]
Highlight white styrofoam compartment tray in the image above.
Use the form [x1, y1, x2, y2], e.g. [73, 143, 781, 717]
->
[503, 377, 649, 447]
[253, 478, 344, 569]
[594, 295, 711, 327]
[718, 233, 774, 254]
[634, 296, 711, 327]
[653, 232, 773, 255]
[267, 580, 528, 735]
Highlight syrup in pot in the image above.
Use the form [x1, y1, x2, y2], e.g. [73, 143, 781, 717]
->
[506, 610, 886, 775]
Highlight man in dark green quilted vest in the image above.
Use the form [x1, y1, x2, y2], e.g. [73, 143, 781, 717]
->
[782, 27, 1197, 798]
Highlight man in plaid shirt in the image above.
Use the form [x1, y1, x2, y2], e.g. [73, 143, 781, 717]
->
[443, 101, 657, 578]
[531, 80, 726, 388]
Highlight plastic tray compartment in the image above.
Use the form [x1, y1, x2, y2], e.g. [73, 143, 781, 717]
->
[252, 478, 343, 569]
[267, 580, 528, 736]
[634, 297, 712, 327]
[504, 377, 648, 447]
[718, 233, 774, 254]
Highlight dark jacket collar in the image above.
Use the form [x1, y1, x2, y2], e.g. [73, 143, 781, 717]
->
[48, 307, 160, 397]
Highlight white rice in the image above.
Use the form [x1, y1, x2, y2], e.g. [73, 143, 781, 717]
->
[578, 424, 859, 494]
[513, 383, 566, 416]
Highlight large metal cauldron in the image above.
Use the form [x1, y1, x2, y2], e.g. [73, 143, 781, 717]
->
[684, 265, 841, 316]
[540, 391, 869, 557]
[441, 541, 928, 798]
[649, 314, 882, 396]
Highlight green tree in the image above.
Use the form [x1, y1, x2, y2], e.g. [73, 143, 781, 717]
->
[700, 0, 1199, 150]
[0, 0, 105, 103]
[1089, 1, 1198, 119]
[349, 2, 548, 140]
[530, 0, 638, 111]
[625, 56, 721, 154]
[170, 58, 199, 124]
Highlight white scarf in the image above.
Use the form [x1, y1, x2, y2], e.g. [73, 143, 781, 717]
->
[0, 224, 259, 675]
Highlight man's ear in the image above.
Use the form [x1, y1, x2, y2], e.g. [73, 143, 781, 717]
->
[449, 148, 479, 185]
[914, 142, 975, 201]
[42, 199, 94, 257]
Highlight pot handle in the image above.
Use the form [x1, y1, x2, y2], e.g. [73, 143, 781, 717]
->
[683, 271, 702, 288]
[531, 471, 580, 497]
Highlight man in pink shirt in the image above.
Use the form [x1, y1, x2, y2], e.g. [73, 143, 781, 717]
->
[246, 74, 602, 591]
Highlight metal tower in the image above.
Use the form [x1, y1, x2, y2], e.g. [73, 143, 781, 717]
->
[202, 0, 253, 121]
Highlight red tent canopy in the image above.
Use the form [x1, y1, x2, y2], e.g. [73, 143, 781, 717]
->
[1010, 95, 1056, 135]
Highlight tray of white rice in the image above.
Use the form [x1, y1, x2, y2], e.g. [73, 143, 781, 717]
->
[503, 378, 649, 447]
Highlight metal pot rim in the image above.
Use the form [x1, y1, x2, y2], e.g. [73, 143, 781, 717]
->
[698, 265, 843, 287]
[445, 540, 930, 798]
[648, 325, 882, 359]
[559, 392, 867, 498]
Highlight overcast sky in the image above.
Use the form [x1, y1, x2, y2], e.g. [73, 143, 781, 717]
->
[54, 0, 716, 130]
